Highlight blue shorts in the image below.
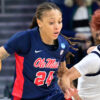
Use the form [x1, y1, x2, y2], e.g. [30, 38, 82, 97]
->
[11, 90, 65, 100]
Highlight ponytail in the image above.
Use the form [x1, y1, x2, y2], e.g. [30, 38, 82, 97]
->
[30, 16, 38, 29]
[61, 34, 80, 64]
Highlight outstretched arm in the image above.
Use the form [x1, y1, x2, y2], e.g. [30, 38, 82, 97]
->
[0, 46, 10, 71]
[58, 61, 81, 99]
[59, 66, 81, 99]
[61, 67, 81, 92]
[61, 46, 100, 99]
[63, 67, 81, 84]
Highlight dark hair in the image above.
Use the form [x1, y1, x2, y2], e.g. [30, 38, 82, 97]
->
[58, 34, 79, 77]
[30, 2, 61, 29]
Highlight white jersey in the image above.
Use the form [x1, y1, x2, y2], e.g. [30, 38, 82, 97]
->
[74, 46, 100, 100]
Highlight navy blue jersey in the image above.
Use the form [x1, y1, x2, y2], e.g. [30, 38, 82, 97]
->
[4, 27, 70, 99]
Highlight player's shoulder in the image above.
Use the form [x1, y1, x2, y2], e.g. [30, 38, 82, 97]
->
[89, 45, 100, 58]
[10, 27, 39, 40]
[27, 27, 40, 39]
[11, 29, 32, 38]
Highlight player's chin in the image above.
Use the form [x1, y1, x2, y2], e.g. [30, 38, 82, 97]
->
[52, 37, 58, 40]
[53, 34, 59, 39]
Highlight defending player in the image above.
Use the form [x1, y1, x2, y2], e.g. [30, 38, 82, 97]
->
[59, 9, 100, 100]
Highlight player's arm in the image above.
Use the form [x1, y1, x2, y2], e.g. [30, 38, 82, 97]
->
[71, 82, 82, 100]
[61, 45, 100, 90]
[57, 61, 79, 90]
[59, 63, 81, 99]
[60, 66, 81, 92]
[62, 47, 100, 99]
[57, 61, 69, 91]
[58, 61, 80, 99]
[57, 61, 68, 78]
[0, 46, 10, 71]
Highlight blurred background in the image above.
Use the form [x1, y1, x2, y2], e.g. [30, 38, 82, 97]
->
[0, 0, 100, 100]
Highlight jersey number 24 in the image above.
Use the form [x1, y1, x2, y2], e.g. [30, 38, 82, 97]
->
[34, 71, 55, 86]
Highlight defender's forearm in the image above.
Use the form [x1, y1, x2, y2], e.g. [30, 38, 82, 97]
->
[64, 67, 81, 82]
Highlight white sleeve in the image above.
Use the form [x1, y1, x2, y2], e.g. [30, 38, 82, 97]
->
[74, 46, 100, 76]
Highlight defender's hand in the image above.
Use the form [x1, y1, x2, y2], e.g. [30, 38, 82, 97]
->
[64, 88, 78, 99]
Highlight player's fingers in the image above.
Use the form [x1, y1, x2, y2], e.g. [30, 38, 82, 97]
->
[64, 88, 78, 99]
[68, 88, 78, 96]
[64, 89, 72, 99]
[69, 88, 78, 93]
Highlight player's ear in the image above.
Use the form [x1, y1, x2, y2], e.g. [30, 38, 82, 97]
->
[37, 19, 42, 28]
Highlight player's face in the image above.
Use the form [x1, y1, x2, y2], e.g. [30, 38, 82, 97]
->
[37, 9, 62, 44]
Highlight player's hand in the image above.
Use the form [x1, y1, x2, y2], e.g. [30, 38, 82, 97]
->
[58, 75, 70, 93]
[72, 91, 82, 100]
[64, 88, 78, 99]
[73, 96, 82, 100]
[0, 60, 2, 71]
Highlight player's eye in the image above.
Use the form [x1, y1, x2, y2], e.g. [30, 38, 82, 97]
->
[49, 22, 54, 25]
[58, 21, 62, 24]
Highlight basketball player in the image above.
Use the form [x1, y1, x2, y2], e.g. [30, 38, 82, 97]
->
[0, 2, 76, 100]
[60, 9, 100, 100]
